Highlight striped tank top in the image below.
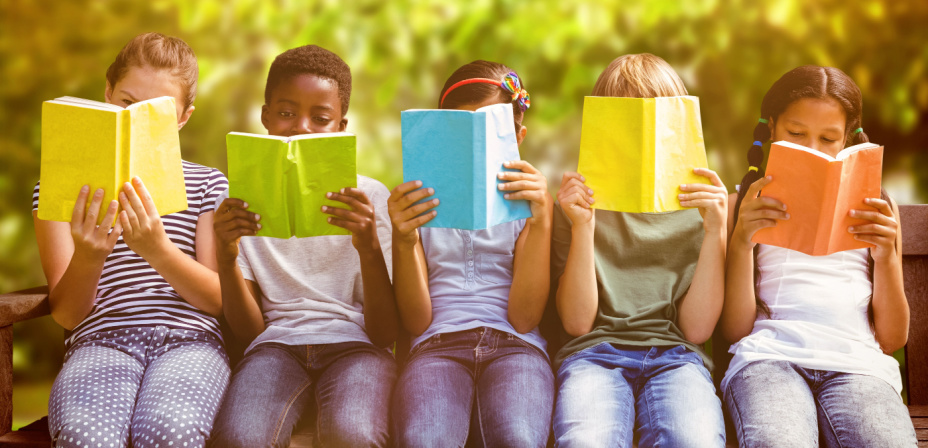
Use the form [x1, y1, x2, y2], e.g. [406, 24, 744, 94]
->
[33, 160, 228, 347]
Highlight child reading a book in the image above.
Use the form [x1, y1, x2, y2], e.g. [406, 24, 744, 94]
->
[551, 53, 728, 447]
[388, 60, 554, 447]
[33, 32, 230, 448]
[720, 65, 917, 446]
[208, 45, 397, 448]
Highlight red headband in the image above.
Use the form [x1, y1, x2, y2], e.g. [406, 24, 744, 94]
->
[439, 78, 501, 107]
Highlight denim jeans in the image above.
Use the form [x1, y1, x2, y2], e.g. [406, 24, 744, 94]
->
[209, 341, 396, 448]
[48, 326, 229, 448]
[553, 343, 725, 448]
[392, 327, 555, 448]
[724, 360, 917, 447]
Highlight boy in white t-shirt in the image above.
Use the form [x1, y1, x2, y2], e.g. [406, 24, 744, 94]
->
[208, 45, 397, 448]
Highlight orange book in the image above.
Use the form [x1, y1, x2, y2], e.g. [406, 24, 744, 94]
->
[752, 140, 883, 256]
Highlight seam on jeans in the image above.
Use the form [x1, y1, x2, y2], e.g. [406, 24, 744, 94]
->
[724, 382, 748, 448]
[814, 392, 843, 448]
[642, 371, 662, 447]
[271, 378, 313, 446]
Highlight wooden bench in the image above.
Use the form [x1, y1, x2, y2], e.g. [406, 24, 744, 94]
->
[1, 204, 926, 447]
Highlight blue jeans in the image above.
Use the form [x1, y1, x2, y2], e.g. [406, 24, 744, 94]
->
[48, 326, 229, 448]
[392, 327, 555, 448]
[209, 341, 396, 448]
[724, 360, 917, 447]
[553, 343, 725, 448]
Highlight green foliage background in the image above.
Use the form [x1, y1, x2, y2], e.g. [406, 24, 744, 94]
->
[1, 0, 926, 427]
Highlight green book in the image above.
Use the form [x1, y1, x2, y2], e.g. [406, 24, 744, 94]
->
[226, 132, 357, 238]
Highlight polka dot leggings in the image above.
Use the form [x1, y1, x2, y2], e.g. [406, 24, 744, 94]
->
[48, 326, 230, 448]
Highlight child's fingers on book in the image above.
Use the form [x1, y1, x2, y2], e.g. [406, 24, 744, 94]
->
[118, 192, 141, 230]
[82, 189, 106, 233]
[693, 167, 725, 188]
[504, 160, 538, 173]
[561, 172, 585, 185]
[850, 209, 894, 226]
[321, 206, 361, 222]
[863, 198, 893, 216]
[390, 180, 424, 200]
[745, 176, 774, 198]
[746, 196, 786, 211]
[498, 171, 534, 181]
[396, 187, 435, 210]
[229, 218, 260, 231]
[562, 178, 593, 195]
[498, 180, 533, 191]
[131, 177, 157, 214]
[408, 211, 437, 228]
[122, 182, 148, 215]
[337, 187, 371, 204]
[749, 209, 790, 221]
[398, 200, 440, 223]
[327, 194, 371, 215]
[107, 220, 123, 246]
[70, 186, 91, 224]
[218, 198, 248, 213]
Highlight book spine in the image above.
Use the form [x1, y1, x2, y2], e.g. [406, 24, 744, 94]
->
[474, 113, 486, 229]
[117, 109, 131, 190]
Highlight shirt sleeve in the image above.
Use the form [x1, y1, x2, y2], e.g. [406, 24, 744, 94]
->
[200, 168, 229, 215]
[32, 181, 40, 212]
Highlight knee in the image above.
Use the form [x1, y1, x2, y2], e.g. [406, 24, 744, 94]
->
[53, 423, 126, 448]
[208, 425, 272, 448]
[493, 426, 547, 448]
[131, 414, 210, 448]
[321, 422, 388, 448]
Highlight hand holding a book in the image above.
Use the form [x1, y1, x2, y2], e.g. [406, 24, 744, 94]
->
[497, 160, 552, 225]
[732, 176, 790, 249]
[678, 168, 729, 233]
[556, 172, 595, 228]
[116, 178, 176, 261]
[322, 188, 381, 254]
[70, 185, 123, 263]
[213, 198, 261, 264]
[848, 198, 899, 262]
[388, 180, 439, 249]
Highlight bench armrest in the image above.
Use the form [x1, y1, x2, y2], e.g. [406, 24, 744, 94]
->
[0, 286, 50, 327]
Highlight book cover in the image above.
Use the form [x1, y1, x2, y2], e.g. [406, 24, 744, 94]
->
[401, 103, 532, 230]
[577, 95, 709, 213]
[38, 96, 186, 224]
[753, 140, 884, 256]
[226, 132, 357, 238]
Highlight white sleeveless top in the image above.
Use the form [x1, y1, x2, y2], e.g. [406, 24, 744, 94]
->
[721, 244, 902, 394]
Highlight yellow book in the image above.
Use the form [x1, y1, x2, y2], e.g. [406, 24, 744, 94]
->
[577, 96, 709, 213]
[38, 96, 187, 223]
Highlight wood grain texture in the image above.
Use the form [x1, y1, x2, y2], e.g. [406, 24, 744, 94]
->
[0, 287, 49, 328]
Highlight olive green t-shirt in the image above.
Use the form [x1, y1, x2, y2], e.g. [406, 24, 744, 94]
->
[550, 204, 711, 370]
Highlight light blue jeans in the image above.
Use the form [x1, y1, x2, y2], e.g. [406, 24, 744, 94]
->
[554, 343, 725, 447]
[724, 360, 917, 447]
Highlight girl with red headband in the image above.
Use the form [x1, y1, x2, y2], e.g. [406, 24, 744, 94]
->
[388, 60, 554, 447]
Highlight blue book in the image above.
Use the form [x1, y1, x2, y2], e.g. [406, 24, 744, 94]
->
[401, 103, 532, 230]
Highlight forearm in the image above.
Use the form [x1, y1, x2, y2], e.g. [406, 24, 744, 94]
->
[678, 228, 726, 344]
[556, 224, 598, 337]
[217, 260, 265, 344]
[508, 221, 552, 333]
[392, 239, 433, 336]
[359, 248, 399, 347]
[48, 252, 105, 330]
[148, 245, 223, 316]
[871, 256, 909, 353]
[720, 239, 758, 343]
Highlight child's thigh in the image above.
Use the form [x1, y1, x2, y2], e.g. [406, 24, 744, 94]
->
[392, 340, 475, 447]
[816, 372, 916, 448]
[553, 350, 635, 447]
[130, 338, 229, 448]
[49, 344, 144, 447]
[636, 347, 724, 447]
[473, 342, 553, 447]
[724, 360, 817, 448]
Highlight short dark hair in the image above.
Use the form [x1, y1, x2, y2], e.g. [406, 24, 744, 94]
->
[264, 45, 352, 115]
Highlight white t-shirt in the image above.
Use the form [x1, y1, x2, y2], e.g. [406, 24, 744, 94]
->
[722, 244, 902, 394]
[216, 175, 393, 354]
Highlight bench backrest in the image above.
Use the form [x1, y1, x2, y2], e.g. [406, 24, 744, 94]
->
[712, 204, 928, 405]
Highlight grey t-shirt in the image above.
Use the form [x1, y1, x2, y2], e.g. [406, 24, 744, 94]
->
[217, 175, 393, 353]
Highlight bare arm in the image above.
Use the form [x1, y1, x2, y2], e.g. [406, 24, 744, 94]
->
[720, 177, 789, 343]
[118, 178, 222, 316]
[213, 197, 266, 344]
[37, 186, 122, 329]
[323, 188, 398, 348]
[676, 168, 728, 344]
[553, 172, 598, 337]
[388, 181, 439, 336]
[850, 197, 908, 353]
[499, 160, 553, 333]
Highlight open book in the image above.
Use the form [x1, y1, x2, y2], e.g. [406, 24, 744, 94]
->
[226, 132, 357, 238]
[753, 140, 884, 256]
[401, 103, 531, 230]
[38, 96, 187, 223]
[577, 95, 709, 213]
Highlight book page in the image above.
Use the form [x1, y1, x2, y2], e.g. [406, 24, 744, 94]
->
[38, 101, 121, 223]
[653, 96, 709, 212]
[835, 142, 880, 161]
[481, 103, 531, 229]
[127, 97, 187, 216]
[292, 134, 357, 238]
[827, 145, 883, 253]
[227, 134, 293, 238]
[48, 96, 123, 112]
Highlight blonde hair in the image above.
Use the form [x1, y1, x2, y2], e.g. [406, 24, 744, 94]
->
[105, 32, 199, 110]
[591, 53, 687, 98]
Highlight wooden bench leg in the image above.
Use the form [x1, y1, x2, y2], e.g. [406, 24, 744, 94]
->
[0, 325, 12, 437]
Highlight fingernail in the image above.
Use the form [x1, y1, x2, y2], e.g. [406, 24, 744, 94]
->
[849, 210, 856, 217]
[133, 177, 141, 184]
[849, 226, 855, 232]
[327, 217, 332, 222]
[340, 188, 346, 194]
[416, 181, 422, 187]
[254, 214, 260, 220]
[588, 189, 594, 195]
[433, 199, 439, 205]
[321, 206, 327, 212]
[504, 194, 510, 199]
[428, 188, 434, 195]
[326, 192, 333, 198]
[243, 202, 249, 208]
[124, 182, 132, 188]
[784, 213, 790, 219]
[766, 176, 772, 180]
[81, 185, 89, 192]
[498, 184, 504, 190]
[680, 184, 687, 189]
[95, 188, 104, 196]
[580, 176, 586, 182]
[498, 173, 505, 179]
[257, 224, 262, 229]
